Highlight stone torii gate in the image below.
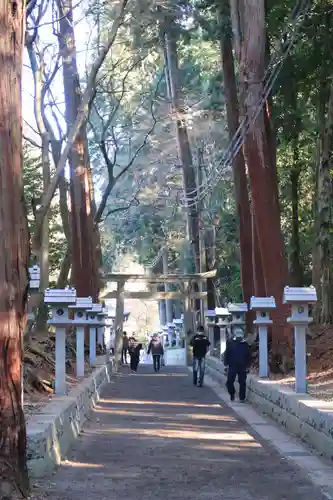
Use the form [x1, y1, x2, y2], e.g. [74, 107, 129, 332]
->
[102, 270, 216, 367]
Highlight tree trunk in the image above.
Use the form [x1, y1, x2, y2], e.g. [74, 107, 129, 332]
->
[0, 0, 30, 495]
[57, 0, 99, 299]
[317, 81, 333, 324]
[57, 246, 72, 288]
[163, 21, 200, 274]
[205, 226, 216, 311]
[219, 21, 255, 310]
[289, 147, 303, 286]
[230, 0, 290, 357]
[251, 207, 266, 296]
[313, 14, 332, 323]
[26, 43, 51, 330]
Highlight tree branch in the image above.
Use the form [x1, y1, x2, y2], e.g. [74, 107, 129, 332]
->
[101, 193, 140, 222]
[94, 71, 162, 223]
[32, 0, 129, 254]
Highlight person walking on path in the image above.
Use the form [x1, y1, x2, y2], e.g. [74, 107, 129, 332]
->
[190, 326, 210, 387]
[147, 334, 164, 372]
[128, 335, 143, 373]
[122, 331, 129, 364]
[223, 328, 251, 402]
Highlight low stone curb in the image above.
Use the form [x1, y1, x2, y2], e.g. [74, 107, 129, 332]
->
[206, 356, 333, 460]
[27, 358, 114, 477]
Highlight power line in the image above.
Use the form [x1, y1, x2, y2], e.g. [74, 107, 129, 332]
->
[179, 0, 312, 208]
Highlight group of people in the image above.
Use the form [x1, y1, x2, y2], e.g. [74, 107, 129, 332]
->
[121, 331, 164, 373]
[190, 325, 251, 401]
[121, 325, 251, 401]
[121, 332, 143, 373]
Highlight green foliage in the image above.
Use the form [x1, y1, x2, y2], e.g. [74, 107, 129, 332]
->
[23, 143, 67, 280]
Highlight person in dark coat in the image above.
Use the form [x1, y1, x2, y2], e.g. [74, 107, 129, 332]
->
[122, 331, 129, 364]
[190, 326, 210, 387]
[223, 329, 251, 402]
[128, 335, 143, 373]
[147, 334, 164, 372]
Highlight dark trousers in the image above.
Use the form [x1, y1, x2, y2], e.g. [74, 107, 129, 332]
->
[193, 356, 206, 386]
[130, 354, 140, 372]
[153, 355, 161, 372]
[226, 367, 247, 400]
[122, 347, 129, 364]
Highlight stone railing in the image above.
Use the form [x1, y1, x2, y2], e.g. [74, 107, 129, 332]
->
[209, 286, 317, 395]
[205, 356, 333, 460]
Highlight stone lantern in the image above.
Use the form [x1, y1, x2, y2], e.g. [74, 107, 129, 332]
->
[283, 286, 317, 393]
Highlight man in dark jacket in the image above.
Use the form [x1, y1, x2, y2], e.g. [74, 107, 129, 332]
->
[223, 329, 251, 402]
[122, 331, 129, 364]
[190, 326, 210, 387]
[147, 334, 164, 372]
[128, 335, 143, 373]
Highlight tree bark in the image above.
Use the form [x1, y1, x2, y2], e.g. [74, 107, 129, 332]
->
[317, 81, 333, 324]
[230, 0, 290, 356]
[0, 0, 30, 495]
[251, 207, 266, 296]
[290, 148, 303, 286]
[32, 0, 128, 255]
[219, 20, 255, 309]
[313, 11, 333, 324]
[57, 0, 99, 299]
[26, 42, 51, 329]
[163, 20, 200, 274]
[205, 227, 216, 311]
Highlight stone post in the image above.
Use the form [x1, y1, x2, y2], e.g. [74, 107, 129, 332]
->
[69, 296, 93, 377]
[250, 297, 276, 378]
[283, 286, 317, 393]
[86, 303, 103, 366]
[215, 307, 230, 361]
[45, 288, 76, 394]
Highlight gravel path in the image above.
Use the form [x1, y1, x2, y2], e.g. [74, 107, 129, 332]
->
[33, 366, 327, 500]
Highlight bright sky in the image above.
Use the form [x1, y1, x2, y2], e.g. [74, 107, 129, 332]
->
[22, 1, 97, 184]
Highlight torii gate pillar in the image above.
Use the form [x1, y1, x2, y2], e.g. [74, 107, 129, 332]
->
[114, 280, 125, 369]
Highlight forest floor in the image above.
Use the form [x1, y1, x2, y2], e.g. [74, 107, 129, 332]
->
[265, 325, 333, 401]
[23, 330, 96, 421]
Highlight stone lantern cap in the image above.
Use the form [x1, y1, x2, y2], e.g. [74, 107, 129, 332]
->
[251, 296, 275, 326]
[283, 286, 317, 325]
[167, 322, 175, 328]
[29, 265, 40, 290]
[228, 302, 247, 326]
[69, 297, 93, 311]
[215, 307, 230, 317]
[250, 296, 276, 311]
[44, 288, 76, 304]
[173, 318, 183, 325]
[283, 286, 317, 304]
[205, 309, 216, 318]
[227, 303, 248, 314]
[86, 308, 104, 326]
[87, 303, 103, 314]
[97, 307, 109, 317]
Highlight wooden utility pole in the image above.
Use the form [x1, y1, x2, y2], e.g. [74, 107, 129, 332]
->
[197, 148, 207, 325]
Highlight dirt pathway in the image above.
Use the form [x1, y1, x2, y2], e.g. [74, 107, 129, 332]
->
[33, 366, 328, 499]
